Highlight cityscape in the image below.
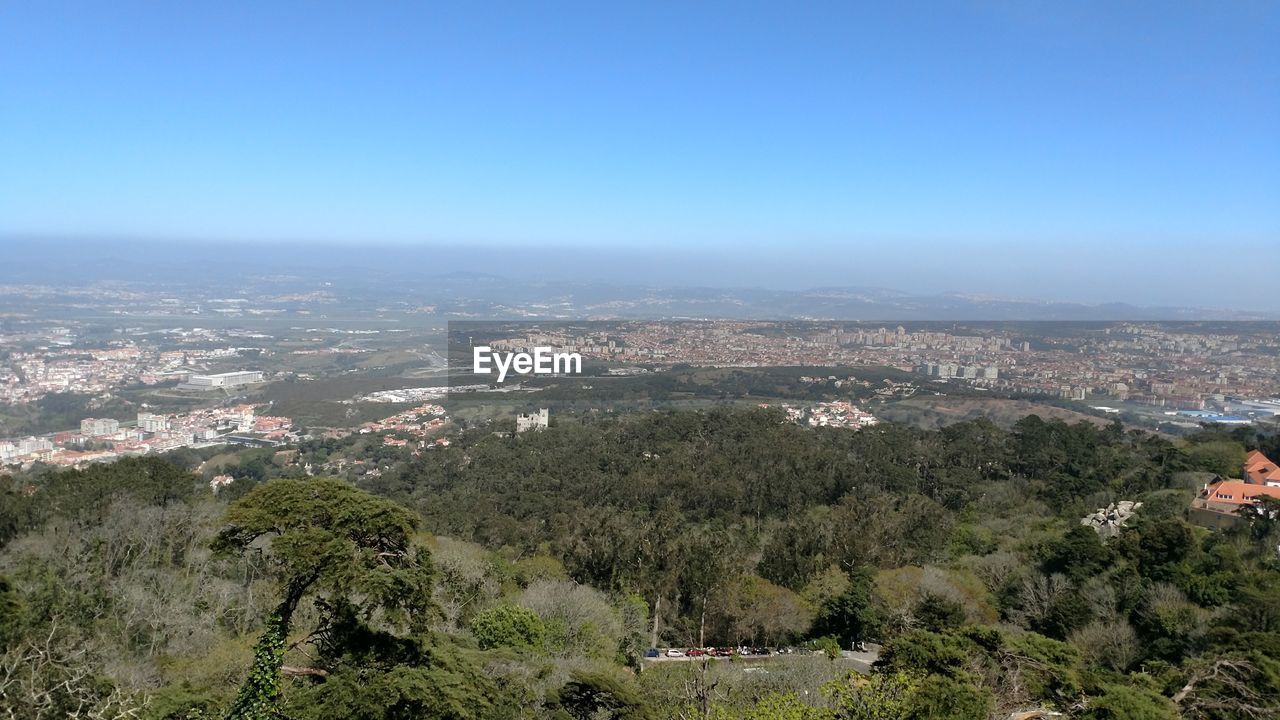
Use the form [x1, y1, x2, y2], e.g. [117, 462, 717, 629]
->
[2, 2, 1278, 719]
[4, 315, 1278, 477]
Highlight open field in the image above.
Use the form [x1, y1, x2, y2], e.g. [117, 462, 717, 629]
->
[879, 395, 1113, 430]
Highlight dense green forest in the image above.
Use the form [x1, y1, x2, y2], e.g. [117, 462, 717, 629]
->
[2, 409, 1280, 718]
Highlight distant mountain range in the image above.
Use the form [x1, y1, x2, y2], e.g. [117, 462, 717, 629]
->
[432, 279, 1278, 321]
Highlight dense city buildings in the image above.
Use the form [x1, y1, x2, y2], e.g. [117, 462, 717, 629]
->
[776, 401, 879, 429]
[4, 317, 1279, 470]
[1, 402, 295, 469]
[355, 403, 448, 440]
[485, 321, 1280, 425]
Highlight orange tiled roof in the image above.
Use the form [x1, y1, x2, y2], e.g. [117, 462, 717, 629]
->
[1244, 450, 1280, 484]
[1205, 479, 1280, 505]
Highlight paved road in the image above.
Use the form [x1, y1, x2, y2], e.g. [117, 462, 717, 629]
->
[644, 644, 881, 674]
[841, 646, 881, 674]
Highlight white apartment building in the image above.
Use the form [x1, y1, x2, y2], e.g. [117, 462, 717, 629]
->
[184, 370, 264, 388]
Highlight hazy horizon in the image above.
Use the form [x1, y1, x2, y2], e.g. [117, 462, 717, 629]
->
[2, 2, 1277, 311]
[1, 235, 1276, 314]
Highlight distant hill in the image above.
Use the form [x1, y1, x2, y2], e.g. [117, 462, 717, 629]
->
[589, 286, 1272, 321]
[878, 395, 1115, 430]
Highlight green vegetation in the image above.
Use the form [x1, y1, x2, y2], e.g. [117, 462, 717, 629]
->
[1, 410, 1279, 718]
[0, 391, 137, 436]
[251, 374, 448, 428]
[0, 386, 219, 437]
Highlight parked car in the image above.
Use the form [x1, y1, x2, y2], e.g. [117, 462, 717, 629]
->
[686, 648, 705, 657]
[645, 648, 660, 658]
[665, 648, 684, 657]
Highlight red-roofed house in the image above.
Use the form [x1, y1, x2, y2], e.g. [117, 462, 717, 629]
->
[1191, 450, 1280, 529]
[1244, 450, 1280, 487]
[1201, 480, 1280, 508]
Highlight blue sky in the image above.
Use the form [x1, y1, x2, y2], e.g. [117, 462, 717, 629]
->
[1, 2, 1277, 307]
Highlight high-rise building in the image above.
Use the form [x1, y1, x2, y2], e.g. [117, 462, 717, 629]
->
[18, 437, 53, 454]
[81, 418, 119, 436]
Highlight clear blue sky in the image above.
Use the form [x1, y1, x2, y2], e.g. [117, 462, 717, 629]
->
[1, 2, 1277, 307]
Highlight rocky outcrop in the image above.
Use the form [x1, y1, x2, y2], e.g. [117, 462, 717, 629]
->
[1082, 500, 1142, 538]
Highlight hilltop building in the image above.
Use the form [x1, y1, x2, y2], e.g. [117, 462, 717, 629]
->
[516, 408, 549, 433]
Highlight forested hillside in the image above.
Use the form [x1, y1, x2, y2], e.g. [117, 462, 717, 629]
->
[2, 410, 1279, 719]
